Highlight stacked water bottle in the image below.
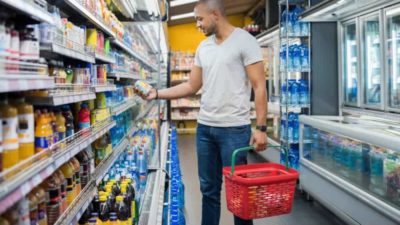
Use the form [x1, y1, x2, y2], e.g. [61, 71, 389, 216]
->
[166, 126, 186, 225]
[280, 5, 309, 37]
[281, 79, 309, 107]
[279, 44, 309, 72]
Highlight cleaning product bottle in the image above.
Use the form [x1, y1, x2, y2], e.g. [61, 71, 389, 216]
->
[0, 97, 19, 169]
[61, 105, 74, 138]
[28, 191, 39, 225]
[55, 110, 66, 149]
[13, 96, 34, 161]
[78, 102, 91, 131]
[34, 187, 48, 225]
[60, 162, 76, 206]
[70, 157, 81, 195]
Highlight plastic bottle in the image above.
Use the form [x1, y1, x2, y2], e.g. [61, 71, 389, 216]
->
[55, 110, 66, 149]
[281, 82, 287, 105]
[13, 96, 34, 161]
[61, 105, 74, 138]
[288, 45, 294, 72]
[281, 8, 288, 36]
[125, 178, 136, 221]
[49, 111, 58, 145]
[41, 110, 53, 148]
[138, 149, 147, 195]
[94, 136, 108, 166]
[287, 112, 294, 143]
[76, 151, 90, 188]
[300, 44, 309, 72]
[292, 6, 303, 36]
[34, 187, 48, 225]
[29, 191, 39, 225]
[70, 157, 82, 195]
[99, 195, 110, 224]
[55, 170, 68, 214]
[78, 103, 91, 131]
[60, 162, 76, 206]
[35, 114, 49, 153]
[109, 213, 118, 225]
[299, 80, 309, 106]
[65, 65, 73, 84]
[0, 97, 19, 169]
[293, 114, 299, 143]
[116, 196, 129, 225]
[41, 175, 60, 225]
[293, 45, 301, 72]
[287, 9, 293, 36]
[17, 197, 30, 225]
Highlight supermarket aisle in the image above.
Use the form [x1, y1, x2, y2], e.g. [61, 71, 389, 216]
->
[178, 134, 345, 225]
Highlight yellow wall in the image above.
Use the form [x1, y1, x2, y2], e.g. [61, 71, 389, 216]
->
[168, 14, 250, 53]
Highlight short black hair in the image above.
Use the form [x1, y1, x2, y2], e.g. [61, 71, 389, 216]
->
[196, 0, 226, 16]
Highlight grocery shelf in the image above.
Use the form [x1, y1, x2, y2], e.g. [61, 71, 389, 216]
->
[112, 0, 135, 18]
[26, 91, 96, 106]
[63, 0, 116, 38]
[54, 137, 129, 225]
[108, 71, 141, 80]
[111, 39, 158, 72]
[40, 43, 95, 64]
[0, 0, 54, 24]
[95, 52, 116, 64]
[0, 118, 116, 214]
[0, 75, 54, 93]
[111, 97, 139, 116]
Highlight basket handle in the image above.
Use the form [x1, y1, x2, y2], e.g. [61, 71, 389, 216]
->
[230, 145, 282, 176]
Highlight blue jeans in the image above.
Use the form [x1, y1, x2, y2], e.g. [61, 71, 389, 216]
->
[196, 123, 253, 225]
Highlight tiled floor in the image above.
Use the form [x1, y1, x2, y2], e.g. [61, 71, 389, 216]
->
[178, 134, 346, 225]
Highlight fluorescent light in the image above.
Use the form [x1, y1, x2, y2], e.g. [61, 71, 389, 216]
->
[171, 0, 198, 7]
[171, 12, 195, 20]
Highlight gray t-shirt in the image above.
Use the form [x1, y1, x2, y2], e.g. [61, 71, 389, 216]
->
[194, 28, 263, 127]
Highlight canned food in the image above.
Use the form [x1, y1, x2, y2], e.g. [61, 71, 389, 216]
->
[134, 81, 153, 96]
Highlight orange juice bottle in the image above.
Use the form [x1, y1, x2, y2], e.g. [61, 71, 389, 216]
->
[13, 96, 34, 161]
[60, 162, 76, 206]
[55, 110, 66, 149]
[33, 187, 48, 225]
[42, 110, 54, 148]
[50, 111, 58, 145]
[35, 114, 49, 153]
[70, 157, 81, 195]
[0, 97, 19, 169]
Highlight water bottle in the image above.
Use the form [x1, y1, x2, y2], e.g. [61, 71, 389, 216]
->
[301, 21, 309, 36]
[280, 45, 287, 71]
[281, 82, 287, 105]
[280, 113, 286, 140]
[288, 112, 294, 143]
[292, 6, 302, 36]
[288, 45, 295, 72]
[281, 9, 288, 36]
[293, 45, 301, 72]
[300, 44, 309, 72]
[287, 9, 293, 36]
[293, 113, 299, 143]
[299, 79, 309, 106]
[289, 145, 300, 169]
[290, 79, 299, 107]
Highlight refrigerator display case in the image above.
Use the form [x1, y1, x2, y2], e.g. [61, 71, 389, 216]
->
[299, 115, 400, 225]
[343, 21, 359, 106]
[386, 6, 400, 110]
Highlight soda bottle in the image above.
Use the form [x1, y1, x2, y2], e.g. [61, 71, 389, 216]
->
[109, 213, 118, 225]
[78, 103, 91, 131]
[0, 97, 19, 169]
[13, 96, 34, 161]
[61, 105, 74, 138]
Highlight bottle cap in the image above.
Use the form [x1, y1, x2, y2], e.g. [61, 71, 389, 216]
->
[99, 195, 107, 202]
[116, 196, 123, 202]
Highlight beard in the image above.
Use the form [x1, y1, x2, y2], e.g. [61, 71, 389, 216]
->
[203, 23, 217, 36]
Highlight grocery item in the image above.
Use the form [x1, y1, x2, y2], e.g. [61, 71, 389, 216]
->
[34, 187, 48, 225]
[70, 157, 82, 195]
[13, 96, 34, 161]
[41, 174, 61, 225]
[134, 80, 153, 96]
[35, 113, 49, 153]
[55, 110, 66, 149]
[78, 103, 91, 130]
[61, 105, 74, 138]
[55, 170, 68, 214]
[60, 162, 76, 206]
[0, 97, 19, 169]
[94, 135, 108, 166]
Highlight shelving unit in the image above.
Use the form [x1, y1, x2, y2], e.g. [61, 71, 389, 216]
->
[95, 52, 116, 64]
[40, 43, 95, 64]
[0, 75, 54, 93]
[0, 0, 54, 24]
[108, 71, 141, 80]
[26, 91, 96, 106]
[111, 97, 140, 116]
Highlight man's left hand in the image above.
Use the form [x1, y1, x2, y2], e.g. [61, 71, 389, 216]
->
[251, 129, 267, 151]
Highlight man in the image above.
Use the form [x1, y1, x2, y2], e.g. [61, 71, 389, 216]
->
[143, 0, 267, 224]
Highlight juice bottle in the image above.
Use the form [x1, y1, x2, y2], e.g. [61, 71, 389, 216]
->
[55, 170, 68, 213]
[35, 114, 49, 153]
[116, 196, 129, 225]
[0, 114, 2, 173]
[34, 187, 48, 225]
[78, 103, 91, 131]
[60, 162, 76, 206]
[76, 150, 89, 188]
[61, 105, 74, 138]
[16, 197, 30, 225]
[70, 157, 81, 195]
[0, 97, 19, 169]
[41, 175, 61, 225]
[28, 191, 39, 225]
[13, 96, 34, 161]
[94, 136, 107, 166]
[49, 111, 58, 145]
[43, 110, 54, 148]
[55, 110, 66, 149]
[99, 195, 110, 224]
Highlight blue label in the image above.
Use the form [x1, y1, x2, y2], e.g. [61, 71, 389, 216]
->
[79, 122, 90, 130]
[66, 129, 74, 137]
[35, 136, 48, 149]
[58, 132, 66, 141]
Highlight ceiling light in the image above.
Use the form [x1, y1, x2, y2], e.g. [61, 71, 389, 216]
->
[171, 0, 198, 7]
[171, 12, 195, 20]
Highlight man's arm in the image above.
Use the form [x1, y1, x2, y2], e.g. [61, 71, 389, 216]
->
[246, 61, 268, 151]
[146, 66, 202, 100]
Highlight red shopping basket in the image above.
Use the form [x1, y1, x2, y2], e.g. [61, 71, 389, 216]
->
[223, 146, 299, 220]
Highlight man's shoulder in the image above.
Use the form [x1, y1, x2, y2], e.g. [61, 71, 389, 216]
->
[234, 28, 257, 41]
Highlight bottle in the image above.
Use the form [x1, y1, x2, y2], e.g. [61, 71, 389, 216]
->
[293, 113, 299, 143]
[35, 113, 49, 153]
[60, 162, 76, 206]
[61, 105, 74, 138]
[41, 110, 53, 148]
[55, 110, 66, 149]
[293, 45, 301, 72]
[41, 175, 61, 225]
[0, 216, 10, 225]
[49, 111, 58, 145]
[138, 149, 147, 195]
[287, 112, 294, 143]
[281, 82, 287, 105]
[109, 213, 118, 225]
[78, 103, 91, 131]
[28, 191, 39, 225]
[287, 8, 293, 36]
[281, 8, 288, 36]
[76, 151, 90, 188]
[125, 178, 136, 221]
[86, 145, 95, 176]
[120, 184, 132, 225]
[94, 136, 108, 166]
[70, 157, 82, 195]
[292, 6, 303, 36]
[300, 44, 309, 72]
[55, 170, 68, 214]
[289, 80, 299, 107]
[288, 45, 294, 72]
[96, 93, 107, 109]
[116, 196, 129, 225]
[13, 96, 34, 161]
[0, 97, 19, 169]
[99, 195, 110, 224]
[17, 197, 30, 225]
[299, 80, 309, 106]
[34, 187, 48, 225]
[65, 65, 73, 84]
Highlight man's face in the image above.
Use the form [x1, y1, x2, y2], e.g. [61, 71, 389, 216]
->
[194, 4, 217, 36]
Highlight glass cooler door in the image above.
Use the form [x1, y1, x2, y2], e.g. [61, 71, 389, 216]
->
[343, 21, 359, 106]
[386, 7, 400, 110]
